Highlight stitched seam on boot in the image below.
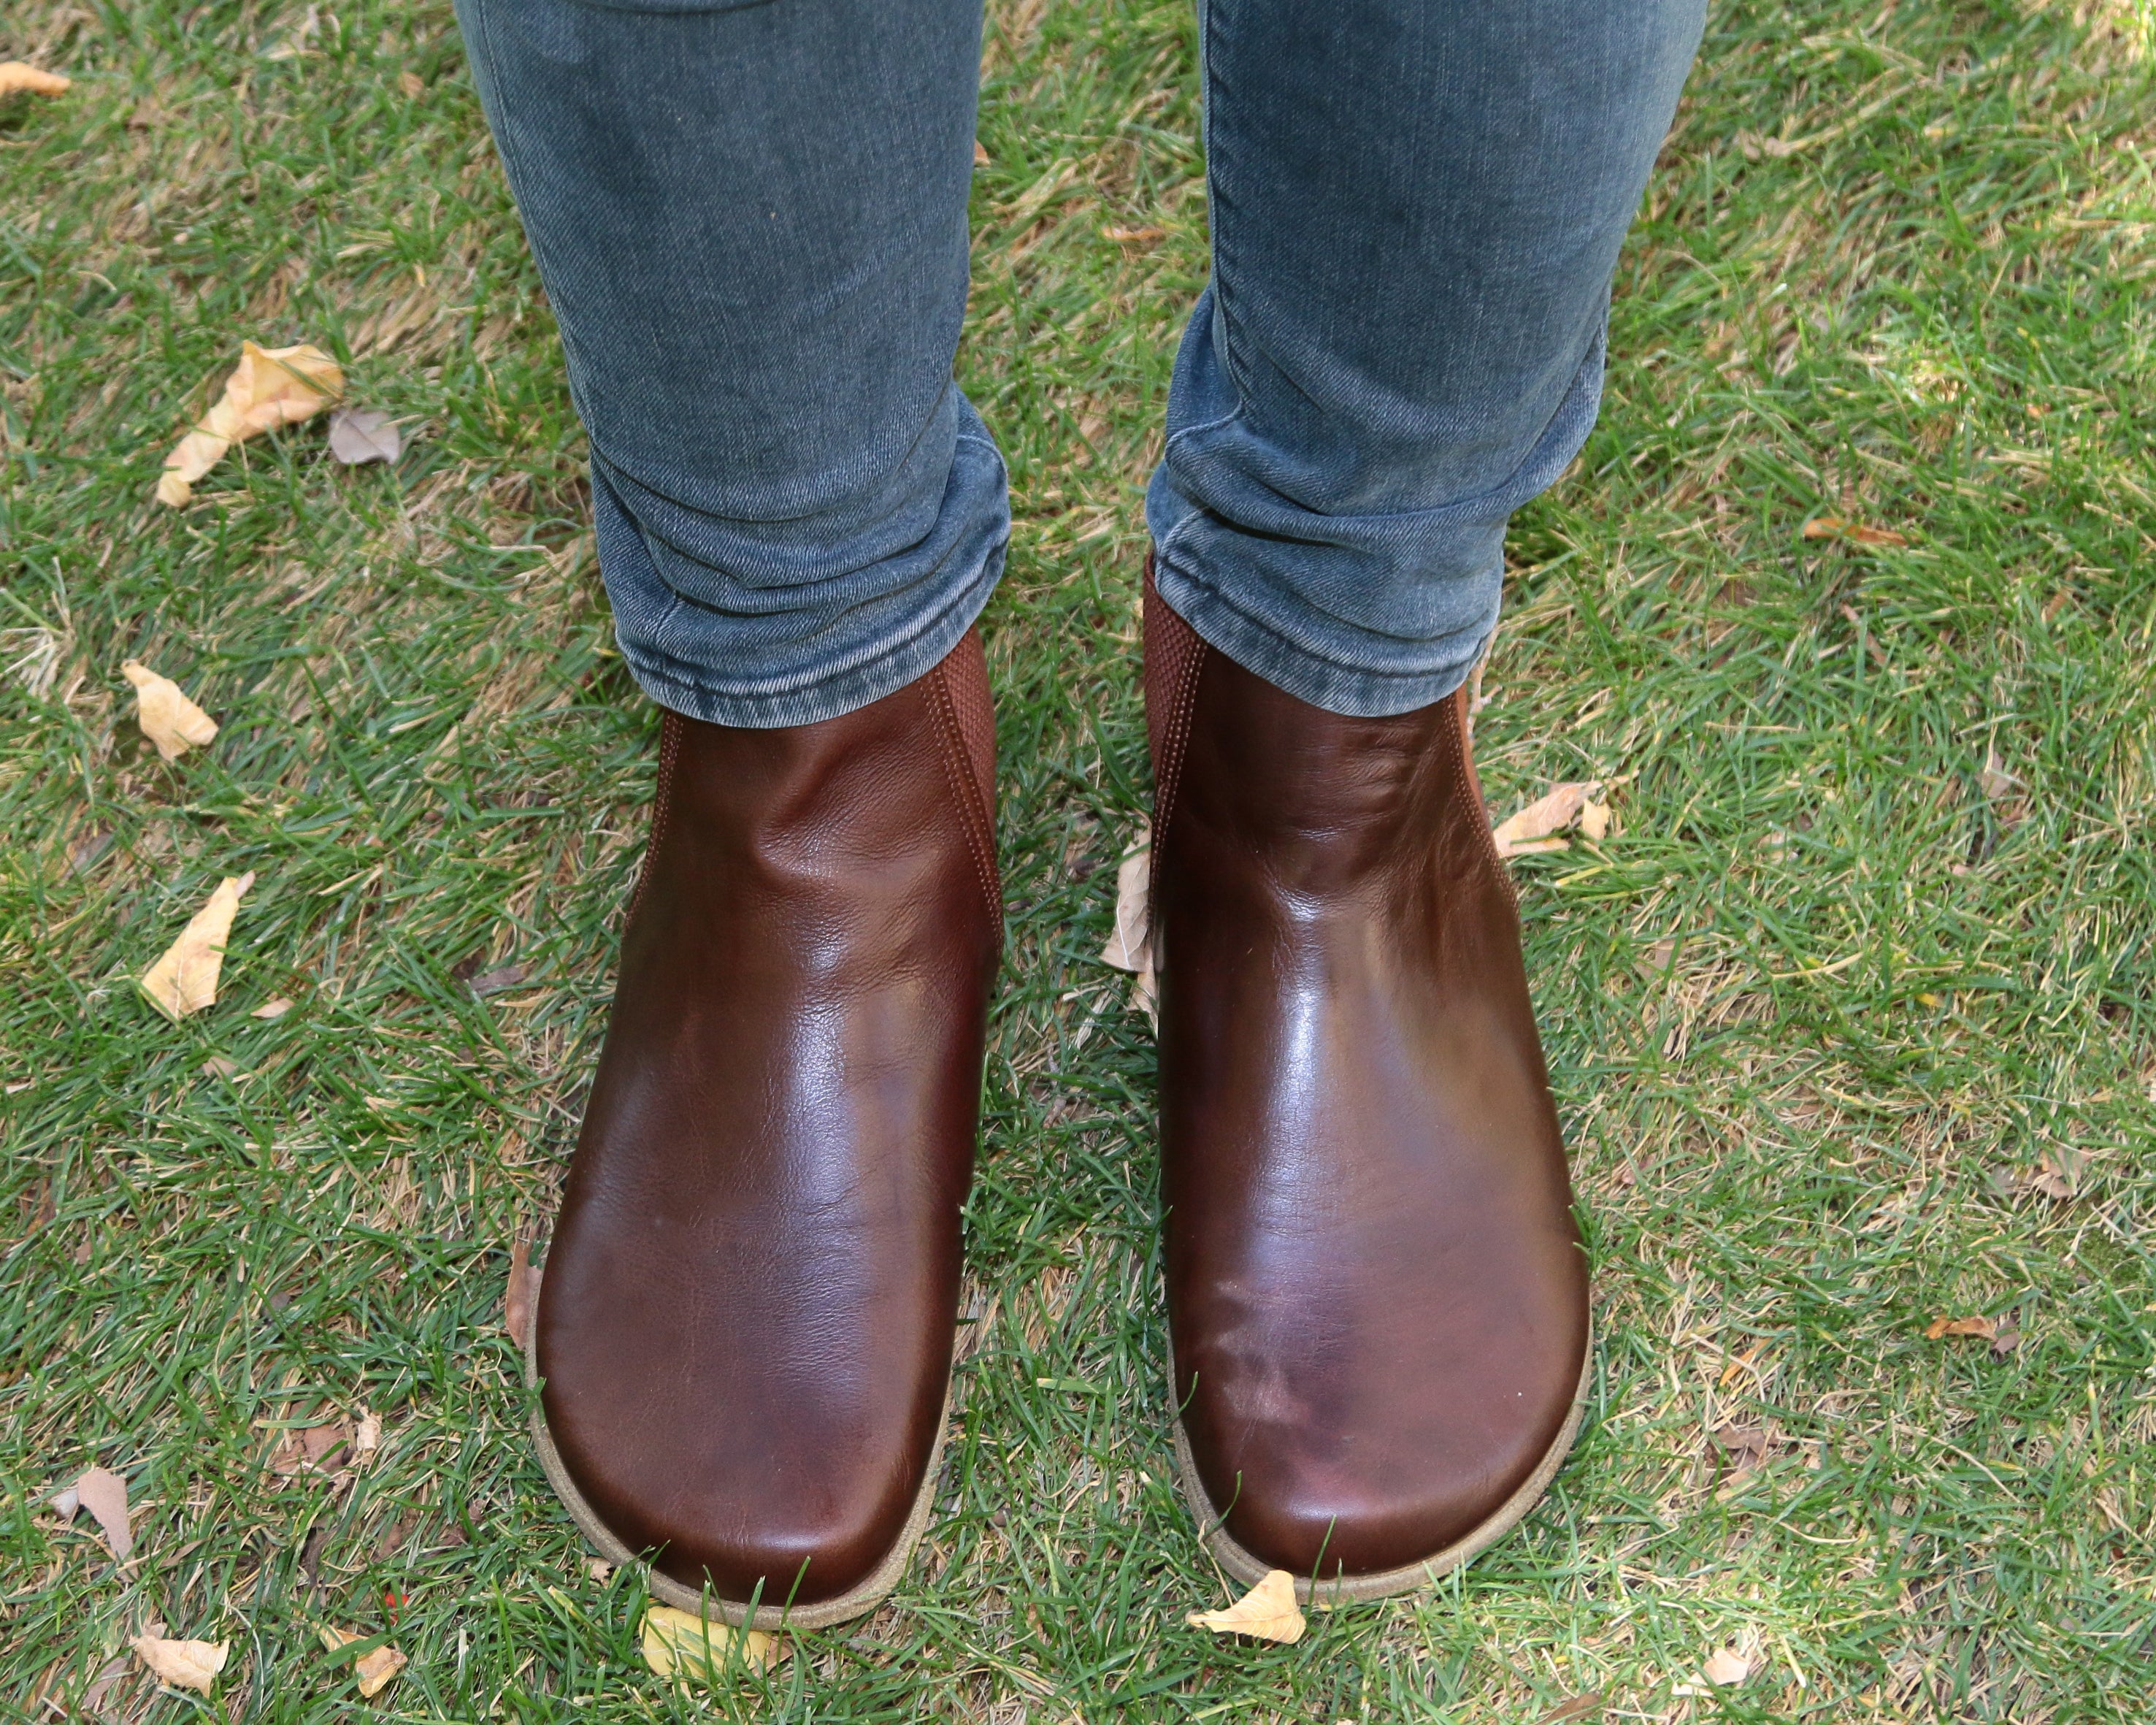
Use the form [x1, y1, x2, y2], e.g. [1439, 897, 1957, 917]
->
[1446, 689, 1521, 917]
[927, 662, 1002, 917]
[626, 710, 684, 922]
[1154, 632, 1206, 857]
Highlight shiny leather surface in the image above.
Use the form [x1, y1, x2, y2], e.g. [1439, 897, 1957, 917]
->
[1147, 579, 1588, 1579]
[536, 632, 1000, 1606]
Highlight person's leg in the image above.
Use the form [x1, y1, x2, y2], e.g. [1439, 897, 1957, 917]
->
[456, 0, 1002, 1625]
[1148, 0, 1703, 716]
[1148, 0, 1704, 1594]
[459, 0, 1005, 727]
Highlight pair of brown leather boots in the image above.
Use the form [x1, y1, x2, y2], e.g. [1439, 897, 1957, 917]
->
[526, 572, 1589, 1626]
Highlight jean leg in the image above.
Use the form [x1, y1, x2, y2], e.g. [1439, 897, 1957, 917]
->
[456, 0, 1005, 727]
[1146, 0, 1706, 717]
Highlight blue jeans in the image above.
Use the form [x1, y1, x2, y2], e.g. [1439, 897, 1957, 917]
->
[456, 0, 1703, 725]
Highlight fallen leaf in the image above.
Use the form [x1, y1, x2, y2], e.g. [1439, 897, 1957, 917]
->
[1801, 515, 1907, 547]
[318, 1626, 407, 1698]
[327, 405, 403, 465]
[1100, 832, 1156, 1030]
[69, 829, 115, 875]
[467, 962, 528, 998]
[139, 872, 254, 1020]
[641, 1604, 778, 1681]
[1103, 223, 1167, 244]
[50, 1484, 80, 1520]
[1701, 1648, 1752, 1686]
[504, 1239, 537, 1350]
[0, 62, 72, 96]
[1493, 781, 1603, 858]
[297, 1524, 329, 1591]
[1578, 798, 1612, 842]
[586, 1556, 615, 1581]
[1710, 1422, 1772, 1469]
[1989, 1313, 2022, 1358]
[252, 996, 295, 1019]
[131, 1634, 227, 1693]
[156, 340, 344, 506]
[972, 139, 989, 167]
[121, 662, 219, 760]
[200, 1055, 241, 1079]
[1184, 1568, 1305, 1644]
[399, 69, 426, 99]
[82, 1653, 131, 1713]
[1925, 1314, 1997, 1342]
[74, 1466, 131, 1560]
[356, 1409, 382, 1456]
[272, 1421, 353, 1477]
[1538, 1694, 1604, 1725]
[1977, 750, 2022, 805]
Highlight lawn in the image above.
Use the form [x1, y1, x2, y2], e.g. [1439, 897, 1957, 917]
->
[4, 0, 2155, 1719]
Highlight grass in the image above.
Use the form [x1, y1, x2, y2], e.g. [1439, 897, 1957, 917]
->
[3, 0, 2155, 1718]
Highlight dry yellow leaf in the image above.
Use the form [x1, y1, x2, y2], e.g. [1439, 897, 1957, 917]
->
[1100, 830, 1156, 1029]
[1579, 798, 1612, 842]
[131, 1634, 228, 1693]
[0, 62, 72, 96]
[504, 1238, 539, 1350]
[74, 1465, 132, 1560]
[156, 341, 344, 505]
[1184, 1568, 1306, 1644]
[1801, 515, 1907, 548]
[140, 872, 255, 1020]
[121, 661, 219, 760]
[1701, 1648, 1752, 1686]
[640, 1604, 777, 1682]
[318, 1626, 408, 1698]
[1492, 781, 1603, 858]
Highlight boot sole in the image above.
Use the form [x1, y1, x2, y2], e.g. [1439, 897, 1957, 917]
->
[525, 1298, 951, 1630]
[1168, 1317, 1592, 1604]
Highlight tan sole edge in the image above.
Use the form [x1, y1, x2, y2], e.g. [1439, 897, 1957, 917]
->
[1170, 1317, 1593, 1604]
[524, 1296, 951, 1632]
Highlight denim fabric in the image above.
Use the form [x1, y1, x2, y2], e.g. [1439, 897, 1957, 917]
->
[458, 0, 1702, 725]
[456, 0, 1006, 726]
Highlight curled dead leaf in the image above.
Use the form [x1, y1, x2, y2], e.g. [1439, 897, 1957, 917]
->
[74, 1465, 132, 1561]
[140, 872, 254, 1020]
[0, 62, 72, 96]
[1100, 831, 1156, 1030]
[319, 1625, 407, 1698]
[132, 1634, 227, 1693]
[157, 340, 344, 506]
[641, 1604, 778, 1681]
[121, 662, 218, 761]
[505, 1239, 538, 1350]
[1493, 781, 1603, 858]
[1801, 515, 1908, 547]
[1925, 1311, 2022, 1355]
[1184, 1567, 1305, 1644]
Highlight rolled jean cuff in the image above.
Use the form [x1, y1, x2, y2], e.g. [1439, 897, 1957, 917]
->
[618, 551, 1002, 728]
[1143, 321, 1607, 720]
[598, 421, 1010, 730]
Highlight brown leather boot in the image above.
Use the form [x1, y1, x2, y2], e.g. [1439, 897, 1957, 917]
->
[528, 631, 1000, 1628]
[1143, 568, 1589, 1600]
